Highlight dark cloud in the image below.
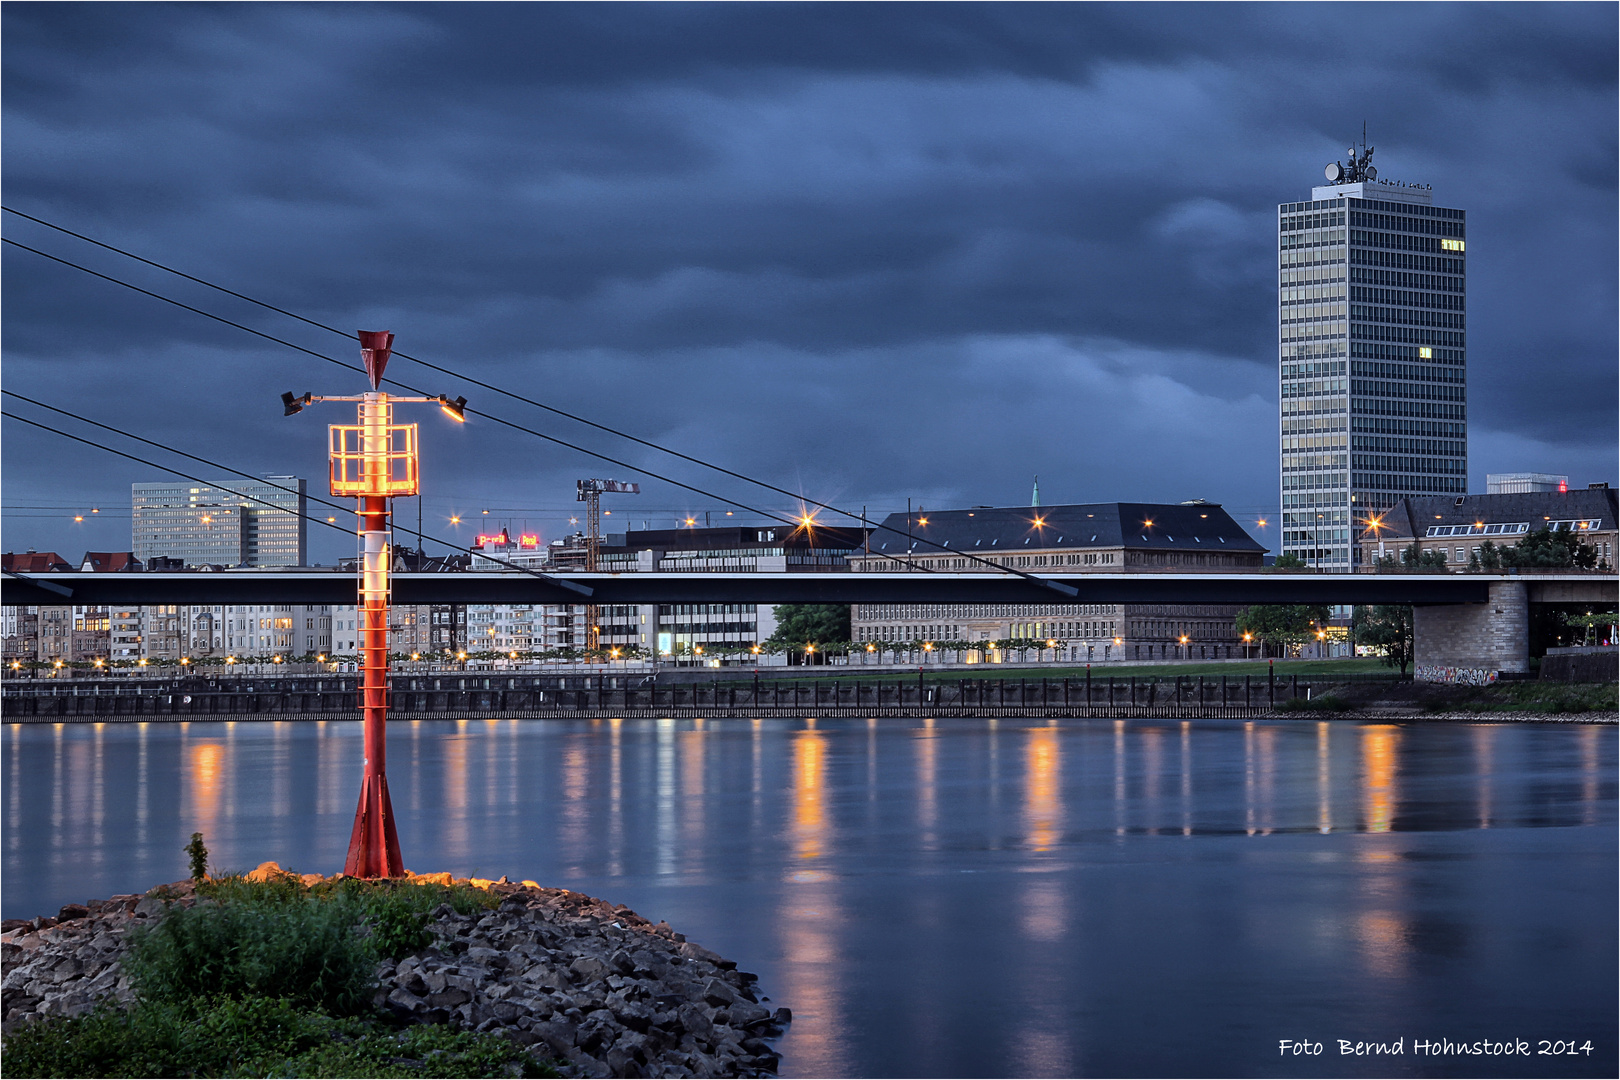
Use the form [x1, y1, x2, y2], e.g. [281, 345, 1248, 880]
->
[3, 2, 1615, 566]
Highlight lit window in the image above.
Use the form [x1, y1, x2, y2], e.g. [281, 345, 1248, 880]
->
[1440, 238, 1465, 252]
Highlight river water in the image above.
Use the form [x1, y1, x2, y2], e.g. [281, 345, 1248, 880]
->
[4, 717, 1615, 1078]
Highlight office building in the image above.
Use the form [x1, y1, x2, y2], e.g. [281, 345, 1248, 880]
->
[132, 477, 307, 567]
[847, 503, 1265, 660]
[1279, 143, 1467, 568]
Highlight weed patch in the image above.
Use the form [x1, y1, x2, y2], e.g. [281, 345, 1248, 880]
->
[2, 995, 550, 1079]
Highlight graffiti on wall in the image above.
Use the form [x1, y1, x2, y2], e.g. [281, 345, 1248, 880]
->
[1415, 665, 1499, 686]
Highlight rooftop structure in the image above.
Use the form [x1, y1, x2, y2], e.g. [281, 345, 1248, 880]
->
[1487, 472, 1568, 494]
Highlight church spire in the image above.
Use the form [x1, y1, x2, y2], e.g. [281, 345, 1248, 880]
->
[1031, 474, 1040, 507]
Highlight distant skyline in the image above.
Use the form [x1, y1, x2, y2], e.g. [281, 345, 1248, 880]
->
[3, 3, 1615, 566]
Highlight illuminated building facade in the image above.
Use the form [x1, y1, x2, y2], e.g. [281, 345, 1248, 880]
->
[1280, 145, 1467, 568]
[132, 477, 308, 567]
[847, 503, 1266, 660]
[600, 525, 867, 659]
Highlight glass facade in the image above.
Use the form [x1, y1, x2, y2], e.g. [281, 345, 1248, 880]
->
[1278, 184, 1466, 567]
[132, 477, 307, 567]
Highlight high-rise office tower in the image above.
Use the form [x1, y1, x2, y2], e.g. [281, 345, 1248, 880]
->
[132, 476, 307, 566]
[1278, 141, 1466, 568]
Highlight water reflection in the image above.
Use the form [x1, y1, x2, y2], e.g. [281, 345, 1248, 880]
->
[1180, 721, 1192, 836]
[1142, 725, 1162, 836]
[1361, 725, 1401, 833]
[1355, 847, 1412, 982]
[1579, 725, 1602, 827]
[655, 718, 675, 876]
[1318, 722, 1333, 834]
[780, 723, 845, 1076]
[1472, 725, 1495, 829]
[186, 738, 223, 840]
[791, 728, 827, 874]
[1025, 726, 1060, 853]
[1015, 877, 1073, 1076]
[560, 736, 589, 874]
[916, 718, 937, 850]
[1112, 719, 1126, 836]
[608, 717, 624, 877]
[681, 720, 707, 877]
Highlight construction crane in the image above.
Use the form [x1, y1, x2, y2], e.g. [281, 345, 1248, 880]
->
[576, 478, 640, 652]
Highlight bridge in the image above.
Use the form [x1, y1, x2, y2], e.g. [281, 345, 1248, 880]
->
[5, 569, 1613, 682]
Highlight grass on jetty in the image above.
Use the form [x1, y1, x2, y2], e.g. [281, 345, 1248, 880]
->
[4, 874, 555, 1079]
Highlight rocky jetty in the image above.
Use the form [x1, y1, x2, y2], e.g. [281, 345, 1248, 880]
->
[1, 867, 788, 1078]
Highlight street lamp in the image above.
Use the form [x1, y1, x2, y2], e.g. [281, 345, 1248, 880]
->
[284, 330, 467, 879]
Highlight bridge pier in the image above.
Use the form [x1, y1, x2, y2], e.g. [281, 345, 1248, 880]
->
[1414, 581, 1529, 685]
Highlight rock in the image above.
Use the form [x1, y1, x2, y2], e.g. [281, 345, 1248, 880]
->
[412, 871, 455, 886]
[387, 987, 428, 1014]
[243, 861, 291, 883]
[131, 896, 167, 919]
[701, 977, 737, 1007]
[56, 904, 90, 923]
[675, 1002, 714, 1043]
[570, 956, 610, 982]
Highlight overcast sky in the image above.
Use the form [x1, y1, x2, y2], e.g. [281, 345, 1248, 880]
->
[3, 2, 1615, 566]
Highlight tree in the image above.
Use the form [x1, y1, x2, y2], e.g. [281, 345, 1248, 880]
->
[1500, 526, 1598, 569]
[1353, 605, 1414, 674]
[1562, 611, 1618, 647]
[1477, 539, 1501, 570]
[764, 604, 850, 649]
[1234, 604, 1331, 657]
[1272, 553, 1308, 570]
[1401, 543, 1447, 570]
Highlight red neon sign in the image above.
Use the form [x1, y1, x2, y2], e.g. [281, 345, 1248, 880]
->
[519, 533, 539, 548]
[474, 530, 510, 549]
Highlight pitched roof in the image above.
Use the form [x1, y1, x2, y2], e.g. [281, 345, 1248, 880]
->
[2, 551, 73, 573]
[1379, 487, 1618, 540]
[859, 503, 1265, 556]
[81, 552, 140, 573]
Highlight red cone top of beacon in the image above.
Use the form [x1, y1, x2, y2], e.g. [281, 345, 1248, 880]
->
[358, 330, 394, 390]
